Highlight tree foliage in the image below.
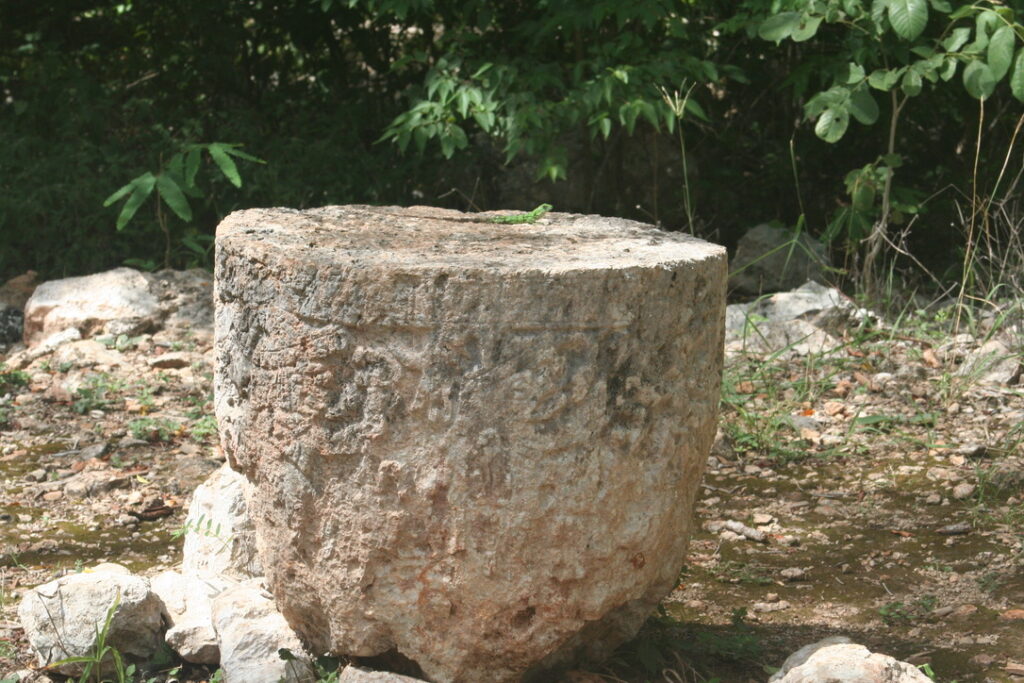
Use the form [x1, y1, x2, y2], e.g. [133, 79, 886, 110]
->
[1, 1, 1022, 282]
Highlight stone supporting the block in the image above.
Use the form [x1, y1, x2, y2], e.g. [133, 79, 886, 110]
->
[214, 205, 726, 682]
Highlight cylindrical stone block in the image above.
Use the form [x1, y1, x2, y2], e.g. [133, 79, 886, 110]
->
[214, 205, 726, 682]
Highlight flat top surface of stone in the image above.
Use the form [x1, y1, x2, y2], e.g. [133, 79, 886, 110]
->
[217, 205, 722, 272]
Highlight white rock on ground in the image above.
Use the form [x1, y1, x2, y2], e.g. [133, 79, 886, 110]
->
[956, 339, 1021, 386]
[151, 570, 234, 665]
[23, 267, 161, 346]
[770, 638, 932, 682]
[17, 563, 163, 676]
[728, 223, 831, 296]
[215, 205, 726, 682]
[338, 665, 428, 682]
[211, 581, 314, 683]
[182, 463, 263, 579]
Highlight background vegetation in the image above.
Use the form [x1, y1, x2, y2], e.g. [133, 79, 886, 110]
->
[2, 0, 1023, 296]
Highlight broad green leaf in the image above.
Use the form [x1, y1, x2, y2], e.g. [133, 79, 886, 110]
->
[791, 15, 823, 42]
[599, 116, 612, 139]
[963, 59, 996, 98]
[184, 149, 201, 188]
[901, 68, 923, 95]
[849, 87, 879, 124]
[976, 10, 998, 39]
[887, 0, 929, 40]
[942, 27, 971, 52]
[759, 12, 802, 42]
[987, 25, 1015, 80]
[155, 174, 192, 222]
[116, 173, 156, 231]
[928, 0, 951, 11]
[815, 106, 849, 142]
[208, 144, 242, 187]
[939, 56, 958, 81]
[846, 62, 867, 84]
[1011, 48, 1024, 101]
[868, 68, 902, 90]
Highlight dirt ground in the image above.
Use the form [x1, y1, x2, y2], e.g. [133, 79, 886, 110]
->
[0, 305, 1022, 682]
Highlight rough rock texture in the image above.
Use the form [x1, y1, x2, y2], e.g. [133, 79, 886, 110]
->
[182, 464, 263, 579]
[215, 205, 726, 682]
[23, 267, 161, 346]
[729, 223, 830, 296]
[151, 570, 233, 664]
[17, 563, 163, 675]
[771, 640, 932, 682]
[339, 666, 428, 682]
[211, 581, 314, 683]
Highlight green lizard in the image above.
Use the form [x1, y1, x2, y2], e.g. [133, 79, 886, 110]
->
[487, 203, 553, 224]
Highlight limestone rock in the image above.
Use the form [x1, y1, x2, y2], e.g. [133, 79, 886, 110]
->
[215, 206, 726, 681]
[211, 581, 314, 683]
[151, 570, 233, 664]
[771, 639, 931, 682]
[23, 268, 161, 346]
[338, 666, 428, 682]
[729, 223, 830, 296]
[956, 339, 1020, 386]
[182, 464, 262, 579]
[17, 564, 163, 675]
[5, 327, 82, 369]
[151, 268, 215, 333]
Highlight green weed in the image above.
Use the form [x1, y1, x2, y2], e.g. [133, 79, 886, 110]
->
[0, 364, 29, 395]
[73, 374, 125, 414]
[189, 415, 218, 442]
[128, 417, 180, 442]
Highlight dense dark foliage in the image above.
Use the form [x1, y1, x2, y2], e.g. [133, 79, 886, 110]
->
[2, 0, 1022, 283]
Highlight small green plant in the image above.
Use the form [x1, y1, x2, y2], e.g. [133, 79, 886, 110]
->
[0, 399, 12, 429]
[96, 334, 146, 353]
[104, 142, 265, 268]
[73, 374, 125, 414]
[171, 513, 225, 542]
[879, 595, 938, 625]
[0, 363, 29, 395]
[52, 591, 136, 683]
[128, 417, 180, 442]
[278, 648, 342, 683]
[190, 414, 218, 442]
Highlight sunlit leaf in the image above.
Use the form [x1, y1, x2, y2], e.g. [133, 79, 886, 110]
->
[987, 25, 1015, 80]
[887, 0, 929, 40]
[1011, 49, 1024, 101]
[815, 106, 849, 142]
[963, 59, 996, 98]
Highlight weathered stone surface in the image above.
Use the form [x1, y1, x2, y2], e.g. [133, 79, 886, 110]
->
[215, 205, 726, 682]
[211, 581, 314, 683]
[151, 569, 233, 664]
[17, 564, 163, 675]
[23, 268, 160, 346]
[182, 464, 263, 579]
[338, 666, 428, 682]
[771, 640, 931, 682]
[729, 223, 830, 296]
